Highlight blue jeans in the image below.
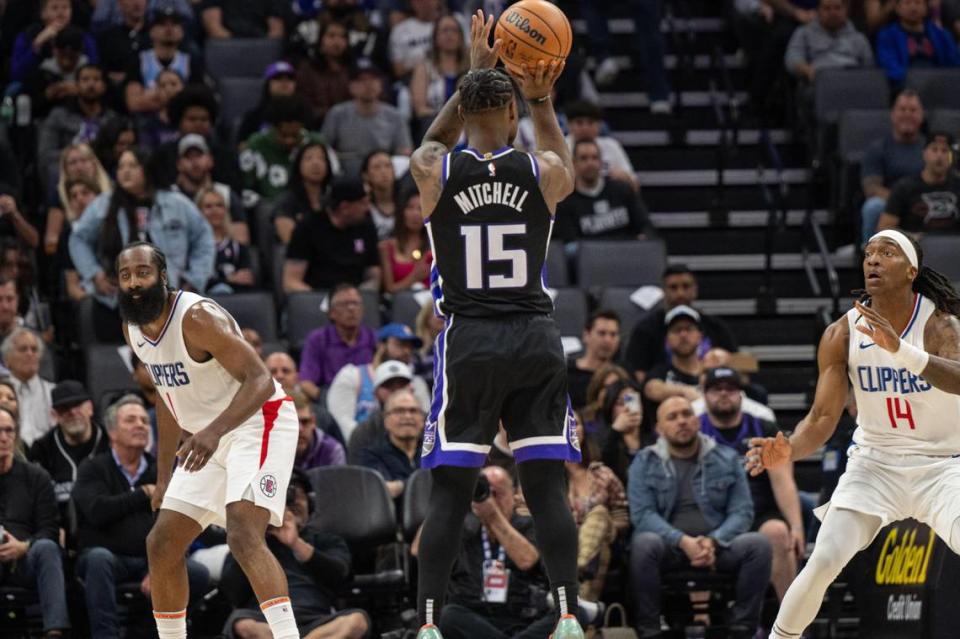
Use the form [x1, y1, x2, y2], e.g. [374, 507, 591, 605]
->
[861, 196, 887, 245]
[77, 547, 210, 639]
[579, 0, 669, 100]
[5, 538, 70, 632]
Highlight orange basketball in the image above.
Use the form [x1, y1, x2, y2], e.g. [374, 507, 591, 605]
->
[495, 0, 572, 77]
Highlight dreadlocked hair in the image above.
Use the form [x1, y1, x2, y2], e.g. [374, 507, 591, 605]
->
[854, 234, 960, 317]
[459, 69, 516, 113]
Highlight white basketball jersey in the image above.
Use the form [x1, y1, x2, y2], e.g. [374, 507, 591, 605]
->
[128, 291, 285, 434]
[847, 294, 960, 455]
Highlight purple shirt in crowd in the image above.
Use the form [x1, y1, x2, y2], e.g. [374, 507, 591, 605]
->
[299, 324, 377, 387]
[295, 428, 347, 470]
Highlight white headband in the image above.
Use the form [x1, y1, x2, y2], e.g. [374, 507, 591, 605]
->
[869, 230, 919, 269]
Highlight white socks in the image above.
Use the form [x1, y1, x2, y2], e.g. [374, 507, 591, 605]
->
[153, 610, 187, 639]
[261, 596, 299, 639]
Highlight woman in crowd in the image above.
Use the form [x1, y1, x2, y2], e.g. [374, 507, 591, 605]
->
[91, 115, 138, 178]
[410, 14, 468, 138]
[379, 189, 431, 294]
[237, 61, 299, 143]
[362, 150, 398, 240]
[196, 187, 255, 294]
[273, 141, 334, 244]
[68, 147, 214, 341]
[137, 68, 185, 150]
[296, 19, 352, 124]
[60, 175, 104, 302]
[44, 143, 112, 257]
[599, 378, 647, 485]
[580, 363, 632, 444]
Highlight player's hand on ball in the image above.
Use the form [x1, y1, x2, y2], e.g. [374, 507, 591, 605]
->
[469, 10, 502, 70]
[745, 432, 791, 476]
[177, 428, 221, 472]
[854, 300, 900, 353]
[512, 59, 565, 102]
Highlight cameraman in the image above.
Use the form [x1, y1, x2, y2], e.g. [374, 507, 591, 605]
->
[412, 466, 555, 639]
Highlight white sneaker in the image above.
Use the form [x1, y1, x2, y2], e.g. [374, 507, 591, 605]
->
[595, 58, 620, 86]
[650, 99, 673, 115]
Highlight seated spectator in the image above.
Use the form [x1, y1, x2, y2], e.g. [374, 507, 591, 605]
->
[272, 141, 333, 245]
[10, 0, 99, 83]
[265, 351, 300, 395]
[0, 378, 19, 417]
[321, 59, 413, 176]
[564, 101, 638, 190]
[363, 150, 398, 240]
[135, 67, 184, 149]
[240, 96, 326, 209]
[567, 310, 622, 412]
[579, 362, 631, 436]
[124, 6, 204, 114]
[876, 0, 960, 87]
[92, 0, 195, 34]
[0, 406, 69, 638]
[60, 176, 106, 301]
[566, 422, 628, 602]
[69, 148, 215, 342]
[201, 0, 285, 39]
[699, 347, 771, 407]
[3, 328, 55, 446]
[196, 187, 255, 294]
[299, 283, 377, 398]
[284, 175, 381, 293]
[27, 25, 91, 119]
[597, 378, 646, 485]
[220, 470, 368, 639]
[328, 326, 430, 441]
[28, 380, 110, 529]
[95, 0, 151, 89]
[242, 327, 263, 356]
[698, 367, 802, 602]
[292, 389, 346, 470]
[628, 396, 772, 639]
[388, 0, 443, 78]
[0, 190, 41, 250]
[627, 265, 739, 383]
[38, 64, 116, 173]
[172, 134, 249, 243]
[785, 0, 874, 88]
[73, 395, 209, 639]
[346, 360, 419, 463]
[357, 387, 423, 499]
[643, 306, 705, 412]
[412, 465, 557, 638]
[410, 15, 469, 138]
[380, 189, 432, 293]
[291, 0, 390, 72]
[556, 139, 649, 242]
[859, 89, 926, 242]
[238, 61, 299, 143]
[152, 85, 241, 191]
[91, 115, 139, 177]
[0, 279, 31, 343]
[295, 19, 352, 124]
[879, 131, 960, 232]
[128, 354, 159, 452]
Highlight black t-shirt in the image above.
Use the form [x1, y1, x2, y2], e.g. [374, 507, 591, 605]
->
[554, 178, 647, 241]
[285, 210, 380, 289]
[97, 24, 151, 75]
[201, 0, 282, 37]
[886, 173, 960, 232]
[627, 308, 739, 376]
[906, 30, 937, 67]
[210, 237, 253, 289]
[566, 359, 595, 412]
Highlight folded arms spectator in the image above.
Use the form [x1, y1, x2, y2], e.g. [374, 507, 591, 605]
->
[879, 132, 960, 233]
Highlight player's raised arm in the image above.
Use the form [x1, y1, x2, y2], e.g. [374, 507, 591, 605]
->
[746, 318, 850, 475]
[176, 301, 276, 472]
[512, 60, 574, 208]
[410, 10, 502, 216]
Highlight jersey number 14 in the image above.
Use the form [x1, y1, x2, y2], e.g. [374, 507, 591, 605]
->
[461, 224, 528, 290]
[886, 397, 915, 430]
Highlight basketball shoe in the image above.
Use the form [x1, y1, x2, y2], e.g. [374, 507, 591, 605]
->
[415, 624, 443, 639]
[550, 613, 585, 638]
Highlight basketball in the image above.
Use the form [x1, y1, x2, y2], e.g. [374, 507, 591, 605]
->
[495, 0, 572, 77]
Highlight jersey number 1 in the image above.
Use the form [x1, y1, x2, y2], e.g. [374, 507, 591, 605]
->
[886, 397, 915, 430]
[461, 224, 528, 290]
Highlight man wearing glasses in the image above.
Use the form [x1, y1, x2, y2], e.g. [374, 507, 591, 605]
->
[357, 388, 424, 500]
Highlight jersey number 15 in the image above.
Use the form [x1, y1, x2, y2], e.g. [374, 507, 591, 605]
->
[461, 224, 528, 290]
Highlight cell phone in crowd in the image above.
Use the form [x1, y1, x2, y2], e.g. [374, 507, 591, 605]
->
[623, 392, 641, 415]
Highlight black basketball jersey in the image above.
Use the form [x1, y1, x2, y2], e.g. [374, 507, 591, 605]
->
[426, 146, 555, 318]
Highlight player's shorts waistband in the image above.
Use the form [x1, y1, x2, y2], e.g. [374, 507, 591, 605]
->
[849, 444, 960, 466]
[447, 312, 552, 324]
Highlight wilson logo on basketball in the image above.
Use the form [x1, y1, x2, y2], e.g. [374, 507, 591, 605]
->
[260, 474, 278, 498]
[504, 12, 547, 46]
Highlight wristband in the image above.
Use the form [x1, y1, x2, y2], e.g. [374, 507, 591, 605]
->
[528, 95, 551, 105]
[892, 340, 930, 375]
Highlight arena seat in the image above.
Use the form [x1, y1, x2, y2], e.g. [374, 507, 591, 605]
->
[212, 291, 277, 341]
[84, 344, 137, 409]
[577, 239, 666, 289]
[929, 109, 960, 136]
[814, 69, 889, 126]
[218, 77, 261, 137]
[0, 585, 42, 635]
[204, 39, 281, 79]
[545, 239, 569, 287]
[286, 291, 329, 350]
[401, 468, 432, 542]
[905, 69, 960, 111]
[598, 286, 656, 338]
[553, 287, 588, 337]
[391, 290, 425, 329]
[920, 235, 960, 282]
[837, 110, 889, 166]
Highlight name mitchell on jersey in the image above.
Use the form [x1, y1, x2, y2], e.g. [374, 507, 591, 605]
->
[452, 181, 530, 215]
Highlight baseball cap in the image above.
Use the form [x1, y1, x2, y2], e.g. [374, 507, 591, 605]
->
[265, 61, 296, 80]
[177, 133, 209, 157]
[328, 176, 368, 207]
[51, 380, 91, 409]
[349, 57, 382, 80]
[703, 367, 743, 391]
[373, 361, 413, 390]
[377, 323, 424, 348]
[664, 304, 701, 327]
[149, 4, 182, 25]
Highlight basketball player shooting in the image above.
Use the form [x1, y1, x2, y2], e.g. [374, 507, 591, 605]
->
[746, 229, 960, 639]
[408, 10, 584, 639]
[115, 243, 306, 639]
